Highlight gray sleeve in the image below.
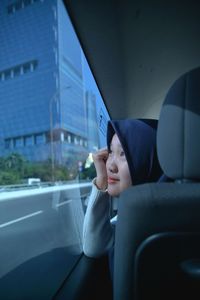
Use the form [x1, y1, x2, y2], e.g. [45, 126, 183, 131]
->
[82, 180, 114, 257]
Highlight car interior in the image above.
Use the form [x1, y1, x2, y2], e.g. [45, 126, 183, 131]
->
[1, 0, 200, 299]
[53, 1, 200, 299]
[113, 66, 200, 300]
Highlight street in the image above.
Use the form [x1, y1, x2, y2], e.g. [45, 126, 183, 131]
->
[0, 182, 92, 300]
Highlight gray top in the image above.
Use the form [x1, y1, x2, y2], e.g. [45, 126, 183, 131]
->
[83, 179, 116, 257]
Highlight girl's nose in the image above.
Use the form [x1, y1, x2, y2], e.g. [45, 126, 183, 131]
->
[108, 159, 118, 173]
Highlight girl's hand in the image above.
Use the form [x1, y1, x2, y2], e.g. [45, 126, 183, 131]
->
[92, 148, 109, 190]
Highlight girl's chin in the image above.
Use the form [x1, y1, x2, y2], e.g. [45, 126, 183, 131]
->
[107, 186, 120, 197]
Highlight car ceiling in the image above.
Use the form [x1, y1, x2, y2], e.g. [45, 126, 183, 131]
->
[64, 0, 200, 119]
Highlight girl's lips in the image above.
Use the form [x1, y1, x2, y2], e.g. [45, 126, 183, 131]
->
[107, 177, 119, 184]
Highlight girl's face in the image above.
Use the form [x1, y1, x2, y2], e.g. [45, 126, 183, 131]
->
[106, 134, 132, 196]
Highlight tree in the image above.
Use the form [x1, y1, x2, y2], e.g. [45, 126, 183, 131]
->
[0, 171, 20, 185]
[4, 153, 25, 175]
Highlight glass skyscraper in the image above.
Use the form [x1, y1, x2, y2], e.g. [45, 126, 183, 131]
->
[0, 0, 97, 167]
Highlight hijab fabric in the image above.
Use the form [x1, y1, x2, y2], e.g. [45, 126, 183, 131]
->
[107, 119, 162, 185]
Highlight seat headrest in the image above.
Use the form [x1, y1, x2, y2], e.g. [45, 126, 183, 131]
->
[157, 67, 200, 181]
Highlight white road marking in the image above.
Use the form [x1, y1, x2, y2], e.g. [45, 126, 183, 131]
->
[0, 210, 43, 228]
[56, 199, 72, 207]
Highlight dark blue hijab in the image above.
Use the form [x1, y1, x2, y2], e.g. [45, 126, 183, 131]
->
[107, 119, 162, 281]
[107, 119, 162, 185]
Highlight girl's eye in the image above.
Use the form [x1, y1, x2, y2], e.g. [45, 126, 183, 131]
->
[108, 149, 113, 154]
[120, 151, 125, 157]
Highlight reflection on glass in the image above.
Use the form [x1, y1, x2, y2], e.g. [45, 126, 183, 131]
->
[0, 1, 110, 299]
[0, 0, 109, 185]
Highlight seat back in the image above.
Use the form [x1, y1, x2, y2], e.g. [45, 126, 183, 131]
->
[113, 67, 200, 300]
[135, 232, 200, 300]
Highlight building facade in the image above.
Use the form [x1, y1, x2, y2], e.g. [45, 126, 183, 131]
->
[0, 0, 98, 169]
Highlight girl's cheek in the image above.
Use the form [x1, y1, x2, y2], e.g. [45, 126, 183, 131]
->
[105, 159, 110, 170]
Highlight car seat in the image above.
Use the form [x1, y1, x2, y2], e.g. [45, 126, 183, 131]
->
[113, 67, 200, 300]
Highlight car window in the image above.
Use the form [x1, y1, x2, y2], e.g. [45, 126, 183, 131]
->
[0, 0, 110, 299]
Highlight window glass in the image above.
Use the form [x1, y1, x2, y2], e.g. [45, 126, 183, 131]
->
[0, 0, 109, 299]
[14, 137, 23, 148]
[4, 139, 12, 149]
[24, 135, 33, 146]
[35, 133, 45, 145]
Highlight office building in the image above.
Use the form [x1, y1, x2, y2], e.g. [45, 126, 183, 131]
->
[0, 0, 97, 168]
